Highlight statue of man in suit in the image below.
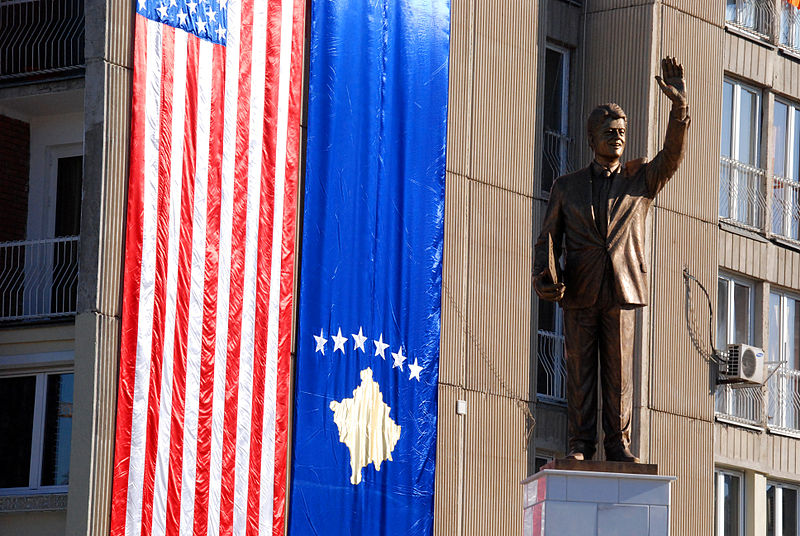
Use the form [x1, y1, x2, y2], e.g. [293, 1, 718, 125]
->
[533, 57, 689, 462]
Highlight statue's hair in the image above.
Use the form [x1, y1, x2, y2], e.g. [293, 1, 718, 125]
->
[587, 103, 627, 139]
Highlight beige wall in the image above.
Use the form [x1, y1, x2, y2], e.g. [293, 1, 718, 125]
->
[0, 511, 66, 536]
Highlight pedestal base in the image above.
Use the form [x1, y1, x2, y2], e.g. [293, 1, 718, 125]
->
[522, 466, 676, 536]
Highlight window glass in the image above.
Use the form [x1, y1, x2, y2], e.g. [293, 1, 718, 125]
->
[738, 89, 757, 165]
[734, 282, 751, 344]
[726, 0, 736, 22]
[722, 81, 734, 159]
[541, 46, 568, 194]
[40, 373, 73, 486]
[0, 376, 36, 488]
[775, 101, 788, 178]
[788, 299, 799, 370]
[724, 473, 741, 536]
[718, 278, 729, 349]
[770, 292, 782, 364]
[794, 109, 800, 182]
[768, 484, 776, 536]
[785, 487, 798, 536]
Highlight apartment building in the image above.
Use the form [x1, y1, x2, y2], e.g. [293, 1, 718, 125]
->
[0, 1, 798, 535]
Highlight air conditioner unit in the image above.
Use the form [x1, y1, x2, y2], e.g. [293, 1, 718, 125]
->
[723, 344, 765, 385]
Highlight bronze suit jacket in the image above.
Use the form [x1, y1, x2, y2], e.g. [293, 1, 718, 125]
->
[533, 108, 690, 310]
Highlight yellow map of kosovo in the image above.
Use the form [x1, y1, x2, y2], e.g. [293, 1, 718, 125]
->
[329, 368, 402, 485]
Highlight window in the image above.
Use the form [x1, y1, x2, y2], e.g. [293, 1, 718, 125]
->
[540, 44, 571, 194]
[781, 0, 800, 51]
[720, 78, 765, 229]
[772, 99, 800, 242]
[768, 481, 799, 536]
[537, 300, 565, 401]
[768, 290, 800, 430]
[725, 0, 774, 37]
[715, 469, 744, 536]
[0, 371, 73, 493]
[716, 274, 761, 423]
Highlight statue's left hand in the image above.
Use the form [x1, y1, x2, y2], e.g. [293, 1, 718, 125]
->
[655, 56, 687, 107]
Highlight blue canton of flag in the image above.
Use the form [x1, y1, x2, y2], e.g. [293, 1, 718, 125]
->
[137, 0, 228, 45]
[288, 0, 450, 534]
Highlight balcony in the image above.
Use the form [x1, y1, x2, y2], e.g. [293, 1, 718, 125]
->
[768, 367, 800, 433]
[726, 0, 776, 39]
[536, 329, 566, 402]
[781, 0, 800, 51]
[772, 174, 800, 243]
[0, 0, 85, 86]
[715, 367, 800, 435]
[715, 384, 764, 427]
[0, 236, 79, 323]
[720, 156, 768, 231]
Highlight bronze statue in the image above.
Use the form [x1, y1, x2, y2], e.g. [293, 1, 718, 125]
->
[533, 57, 689, 463]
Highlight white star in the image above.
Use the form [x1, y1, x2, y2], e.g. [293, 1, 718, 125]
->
[220, 0, 228, 9]
[186, 0, 198, 13]
[391, 346, 407, 370]
[313, 329, 327, 355]
[177, 10, 188, 24]
[196, 19, 207, 33]
[408, 358, 423, 381]
[332, 328, 347, 354]
[216, 27, 226, 40]
[137, 0, 147, 10]
[205, 8, 217, 21]
[374, 334, 389, 359]
[157, 3, 169, 18]
[169, 0, 176, 6]
[352, 327, 367, 352]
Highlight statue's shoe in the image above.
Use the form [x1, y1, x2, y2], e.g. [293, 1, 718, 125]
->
[606, 446, 640, 463]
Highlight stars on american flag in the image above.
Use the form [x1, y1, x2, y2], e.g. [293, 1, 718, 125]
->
[138, 0, 228, 46]
[314, 327, 425, 382]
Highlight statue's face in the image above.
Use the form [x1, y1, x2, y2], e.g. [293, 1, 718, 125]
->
[590, 117, 626, 160]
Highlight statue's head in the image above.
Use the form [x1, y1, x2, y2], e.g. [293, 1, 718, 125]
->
[587, 103, 627, 161]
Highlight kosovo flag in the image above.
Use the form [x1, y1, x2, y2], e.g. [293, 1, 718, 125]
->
[288, 0, 450, 534]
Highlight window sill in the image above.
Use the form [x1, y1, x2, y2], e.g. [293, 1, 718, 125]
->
[767, 426, 800, 439]
[715, 414, 764, 432]
[0, 492, 67, 513]
[724, 23, 776, 48]
[778, 45, 800, 62]
[719, 220, 770, 243]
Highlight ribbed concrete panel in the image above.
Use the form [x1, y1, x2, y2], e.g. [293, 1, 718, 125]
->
[655, 6, 724, 223]
[446, 0, 474, 177]
[85, 0, 134, 67]
[714, 422, 764, 466]
[545, 0, 581, 47]
[662, 0, 723, 25]
[649, 207, 717, 421]
[66, 312, 120, 536]
[585, 0, 651, 15]
[650, 410, 713, 536]
[579, 4, 654, 166]
[719, 229, 770, 281]
[463, 390, 526, 536]
[470, 0, 537, 196]
[533, 401, 568, 455]
[723, 31, 772, 86]
[441, 172, 470, 387]
[79, 61, 131, 318]
[775, 54, 800, 97]
[465, 181, 532, 399]
[433, 384, 464, 536]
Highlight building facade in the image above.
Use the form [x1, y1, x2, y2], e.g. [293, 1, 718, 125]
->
[0, 0, 798, 535]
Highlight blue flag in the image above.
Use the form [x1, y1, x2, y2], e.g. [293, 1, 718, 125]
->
[288, 0, 450, 534]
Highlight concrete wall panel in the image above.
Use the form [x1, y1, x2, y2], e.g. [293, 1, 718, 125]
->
[433, 384, 465, 535]
[447, 0, 475, 177]
[724, 31, 773, 87]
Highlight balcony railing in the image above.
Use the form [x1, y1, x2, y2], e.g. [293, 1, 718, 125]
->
[726, 0, 776, 38]
[0, 236, 79, 322]
[537, 329, 566, 402]
[715, 384, 764, 426]
[772, 174, 800, 242]
[781, 0, 800, 51]
[720, 156, 768, 230]
[768, 367, 800, 432]
[0, 0, 85, 84]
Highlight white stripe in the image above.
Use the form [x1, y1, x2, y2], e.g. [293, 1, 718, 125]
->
[207, 0, 241, 533]
[126, 19, 163, 536]
[179, 37, 213, 535]
[231, 0, 268, 531]
[260, 0, 295, 530]
[150, 28, 188, 536]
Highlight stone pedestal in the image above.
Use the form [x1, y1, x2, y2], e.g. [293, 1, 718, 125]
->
[522, 464, 676, 536]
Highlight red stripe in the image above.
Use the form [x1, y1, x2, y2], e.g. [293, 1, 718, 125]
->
[138, 25, 176, 536]
[110, 15, 148, 536]
[219, 0, 256, 530]
[162, 33, 202, 536]
[192, 42, 226, 536]
[244, 0, 282, 531]
[272, 2, 306, 530]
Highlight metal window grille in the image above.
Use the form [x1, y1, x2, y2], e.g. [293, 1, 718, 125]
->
[781, 0, 800, 50]
[768, 367, 800, 432]
[772, 174, 800, 242]
[715, 384, 764, 426]
[0, 0, 84, 84]
[719, 156, 768, 231]
[0, 236, 79, 322]
[726, 0, 776, 38]
[536, 329, 566, 402]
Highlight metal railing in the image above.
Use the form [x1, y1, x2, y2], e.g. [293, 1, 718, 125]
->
[537, 329, 567, 402]
[715, 384, 764, 426]
[772, 174, 800, 242]
[0, 0, 85, 84]
[781, 0, 800, 51]
[0, 236, 79, 322]
[768, 367, 800, 432]
[726, 0, 776, 38]
[720, 156, 768, 230]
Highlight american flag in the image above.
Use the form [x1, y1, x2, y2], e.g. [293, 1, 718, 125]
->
[110, 0, 303, 534]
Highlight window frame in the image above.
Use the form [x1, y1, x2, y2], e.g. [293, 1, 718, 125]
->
[0, 367, 73, 495]
[771, 97, 800, 241]
[767, 480, 800, 536]
[715, 468, 745, 536]
[540, 42, 571, 196]
[717, 272, 756, 350]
